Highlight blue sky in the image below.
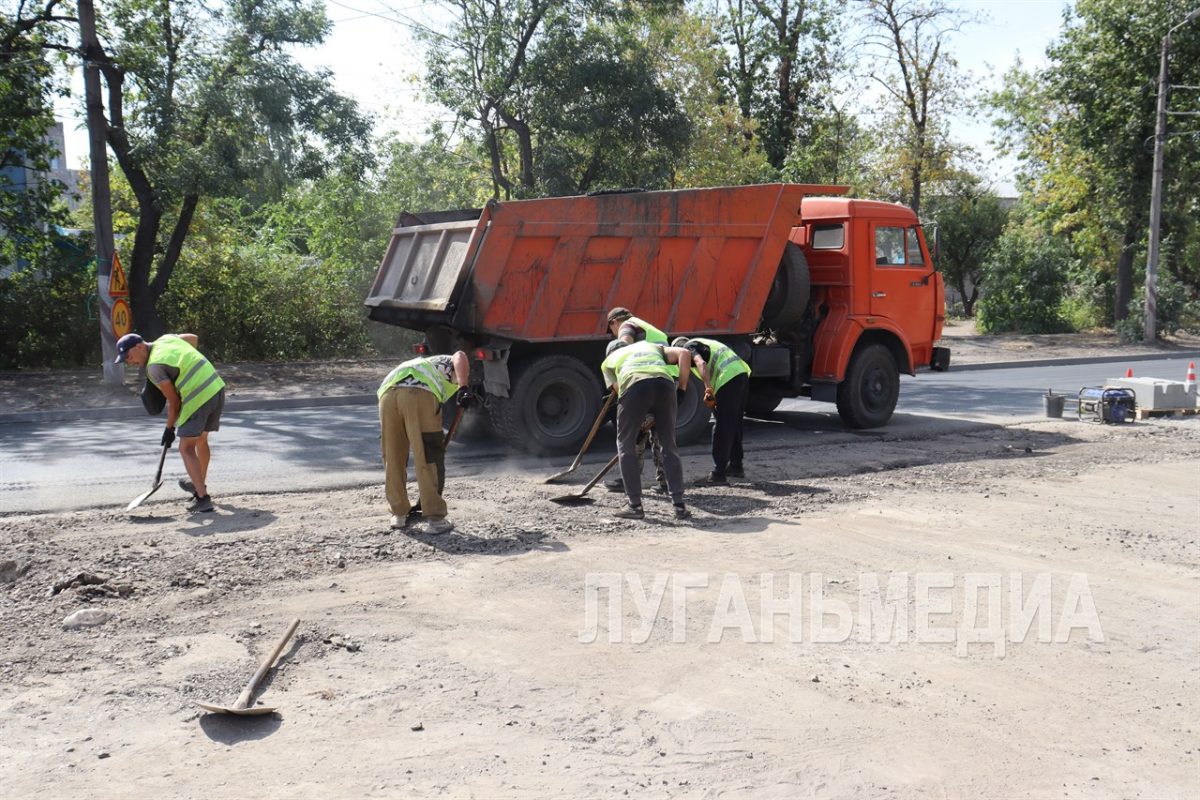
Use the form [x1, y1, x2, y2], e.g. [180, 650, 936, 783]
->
[56, 0, 1074, 196]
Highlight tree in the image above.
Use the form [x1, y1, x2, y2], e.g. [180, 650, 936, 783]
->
[976, 210, 1071, 335]
[422, 1, 692, 198]
[719, 0, 840, 170]
[0, 0, 75, 267]
[781, 101, 874, 188]
[926, 175, 1007, 316]
[990, 0, 1200, 325]
[856, 0, 969, 215]
[84, 0, 371, 337]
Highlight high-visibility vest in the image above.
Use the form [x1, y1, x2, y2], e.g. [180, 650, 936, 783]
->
[623, 316, 668, 344]
[147, 335, 225, 428]
[687, 338, 752, 392]
[602, 340, 674, 396]
[378, 356, 458, 404]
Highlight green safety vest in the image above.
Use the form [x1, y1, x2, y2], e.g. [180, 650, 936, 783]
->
[147, 335, 225, 428]
[602, 340, 674, 396]
[687, 338, 751, 392]
[378, 356, 458, 404]
[624, 316, 668, 344]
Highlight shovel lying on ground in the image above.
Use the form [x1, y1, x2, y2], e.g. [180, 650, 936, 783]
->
[550, 419, 655, 506]
[543, 392, 615, 483]
[549, 453, 620, 506]
[197, 618, 301, 716]
[125, 443, 170, 512]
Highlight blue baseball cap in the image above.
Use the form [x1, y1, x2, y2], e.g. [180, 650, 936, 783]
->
[114, 333, 144, 363]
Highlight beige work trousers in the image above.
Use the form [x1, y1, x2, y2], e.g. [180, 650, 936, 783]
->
[378, 386, 448, 520]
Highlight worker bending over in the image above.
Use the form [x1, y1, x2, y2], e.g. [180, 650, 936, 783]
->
[605, 306, 670, 494]
[673, 337, 751, 484]
[377, 352, 475, 534]
[601, 339, 693, 520]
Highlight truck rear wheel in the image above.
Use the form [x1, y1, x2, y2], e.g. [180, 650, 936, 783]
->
[836, 343, 899, 429]
[490, 355, 603, 455]
[744, 383, 785, 417]
[674, 380, 711, 446]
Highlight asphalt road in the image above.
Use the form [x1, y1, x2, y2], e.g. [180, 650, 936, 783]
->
[2, 356, 1195, 515]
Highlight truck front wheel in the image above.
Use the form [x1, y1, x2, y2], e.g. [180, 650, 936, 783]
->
[490, 355, 603, 455]
[836, 343, 899, 429]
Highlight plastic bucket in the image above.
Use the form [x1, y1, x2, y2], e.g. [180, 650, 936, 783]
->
[1043, 393, 1065, 418]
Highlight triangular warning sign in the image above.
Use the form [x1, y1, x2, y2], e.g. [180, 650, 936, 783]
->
[109, 251, 129, 297]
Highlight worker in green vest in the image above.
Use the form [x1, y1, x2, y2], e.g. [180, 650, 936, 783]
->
[377, 352, 474, 534]
[673, 337, 752, 484]
[115, 332, 225, 513]
[600, 339, 693, 520]
[605, 307, 671, 495]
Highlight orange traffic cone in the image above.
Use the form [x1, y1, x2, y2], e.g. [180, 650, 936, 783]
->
[1124, 367, 1134, 378]
[1186, 361, 1197, 392]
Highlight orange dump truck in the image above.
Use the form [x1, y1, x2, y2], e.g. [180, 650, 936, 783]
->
[365, 183, 949, 454]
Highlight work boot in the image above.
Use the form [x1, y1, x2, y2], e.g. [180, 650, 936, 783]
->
[613, 504, 644, 520]
[605, 478, 625, 493]
[696, 472, 728, 485]
[187, 495, 215, 513]
[727, 465, 745, 478]
[178, 477, 197, 497]
[673, 503, 692, 520]
[422, 518, 453, 535]
[389, 514, 408, 530]
[652, 480, 669, 495]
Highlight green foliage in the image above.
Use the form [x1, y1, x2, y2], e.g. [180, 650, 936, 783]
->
[1116, 274, 1200, 343]
[155, 197, 370, 362]
[0, 235, 98, 369]
[925, 176, 1008, 316]
[0, 1, 72, 269]
[990, 0, 1200, 322]
[976, 223, 1072, 334]
[718, 0, 841, 171]
[782, 106, 875, 189]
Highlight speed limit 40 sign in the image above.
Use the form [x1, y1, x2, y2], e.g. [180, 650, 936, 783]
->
[111, 298, 132, 338]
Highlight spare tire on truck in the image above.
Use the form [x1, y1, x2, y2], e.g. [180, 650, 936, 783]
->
[760, 242, 810, 330]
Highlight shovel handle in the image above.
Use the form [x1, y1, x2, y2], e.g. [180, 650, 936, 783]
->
[567, 392, 614, 471]
[577, 453, 620, 498]
[153, 442, 169, 484]
[444, 405, 465, 446]
[234, 618, 301, 710]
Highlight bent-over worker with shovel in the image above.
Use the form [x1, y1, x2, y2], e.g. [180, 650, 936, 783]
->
[378, 351, 474, 534]
[115, 332, 225, 513]
[600, 339, 693, 521]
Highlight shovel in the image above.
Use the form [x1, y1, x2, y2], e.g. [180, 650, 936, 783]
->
[543, 392, 615, 483]
[549, 453, 620, 506]
[125, 443, 170, 512]
[197, 618, 301, 716]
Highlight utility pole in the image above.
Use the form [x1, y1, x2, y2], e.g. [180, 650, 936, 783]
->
[1144, 7, 1200, 344]
[78, 0, 122, 386]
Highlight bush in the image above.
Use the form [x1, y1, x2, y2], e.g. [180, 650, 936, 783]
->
[976, 227, 1073, 334]
[0, 234, 99, 369]
[1116, 274, 1200, 343]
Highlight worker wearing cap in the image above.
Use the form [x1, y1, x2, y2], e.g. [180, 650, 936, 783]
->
[606, 306, 669, 346]
[601, 339, 693, 520]
[115, 332, 225, 513]
[378, 352, 474, 534]
[672, 337, 751, 484]
[605, 307, 672, 495]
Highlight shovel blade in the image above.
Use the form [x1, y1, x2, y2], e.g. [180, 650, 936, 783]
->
[548, 494, 596, 506]
[196, 701, 278, 716]
[542, 468, 577, 484]
[125, 480, 164, 512]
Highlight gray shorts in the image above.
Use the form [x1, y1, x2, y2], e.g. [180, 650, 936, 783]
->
[178, 389, 225, 438]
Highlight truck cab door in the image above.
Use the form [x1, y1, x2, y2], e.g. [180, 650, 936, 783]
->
[869, 223, 936, 358]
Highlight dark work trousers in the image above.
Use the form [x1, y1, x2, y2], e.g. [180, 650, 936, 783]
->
[616, 377, 685, 508]
[711, 373, 749, 477]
